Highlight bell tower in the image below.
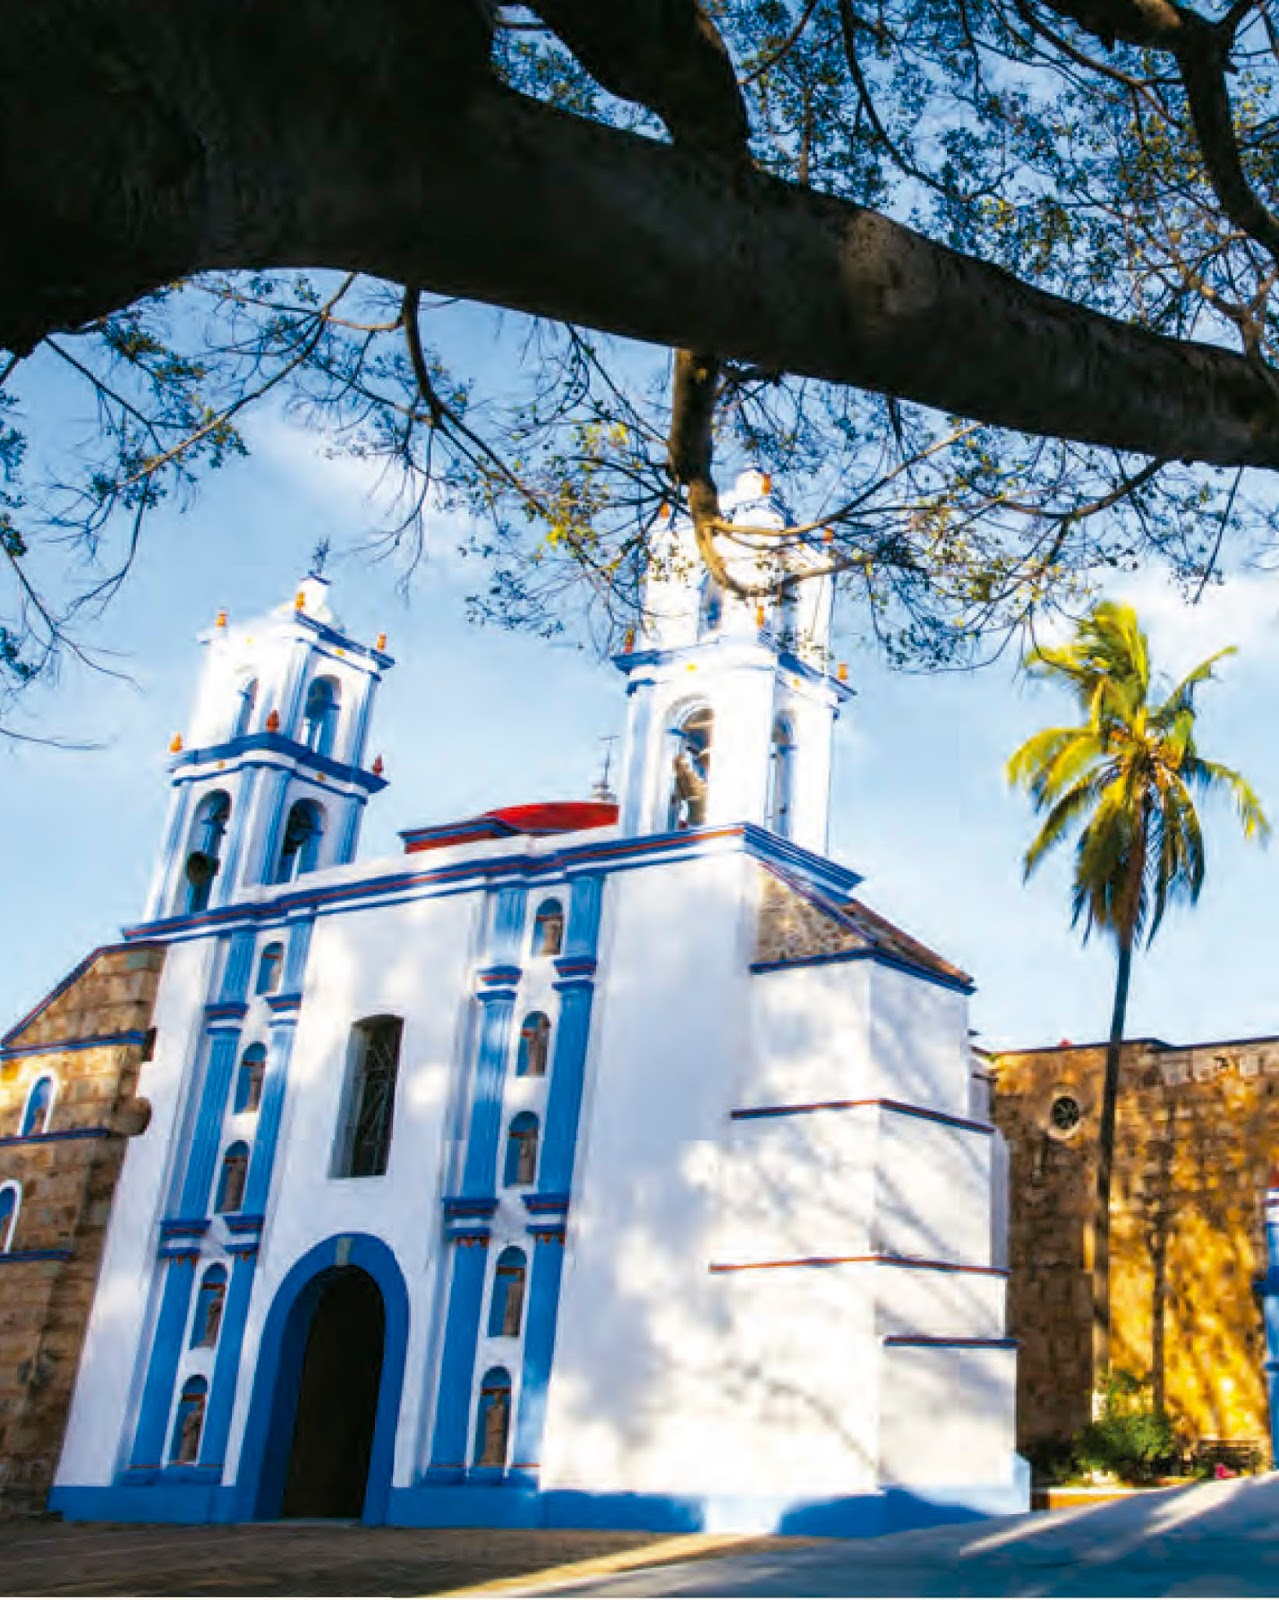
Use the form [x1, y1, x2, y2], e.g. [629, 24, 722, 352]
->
[144, 573, 392, 920]
[614, 468, 850, 853]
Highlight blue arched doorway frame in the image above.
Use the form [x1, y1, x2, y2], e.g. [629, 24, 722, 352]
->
[233, 1234, 408, 1524]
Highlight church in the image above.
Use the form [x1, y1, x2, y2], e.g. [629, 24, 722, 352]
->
[41, 470, 1025, 1535]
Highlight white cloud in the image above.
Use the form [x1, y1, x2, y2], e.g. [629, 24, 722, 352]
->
[1114, 568, 1279, 674]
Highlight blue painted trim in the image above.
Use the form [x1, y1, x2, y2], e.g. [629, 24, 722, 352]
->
[336, 794, 365, 866]
[444, 1197, 499, 1220]
[539, 985, 594, 1197]
[750, 944, 974, 996]
[0, 1247, 73, 1264]
[50, 1484, 238, 1524]
[159, 1218, 210, 1239]
[477, 964, 522, 991]
[1259, 1195, 1279, 1468]
[176, 1032, 241, 1220]
[0, 1033, 146, 1064]
[215, 765, 258, 900]
[122, 822, 858, 944]
[730, 1099, 994, 1137]
[218, 931, 256, 1005]
[0, 1126, 113, 1149]
[198, 1250, 258, 1472]
[234, 1232, 408, 1523]
[510, 1234, 566, 1484]
[522, 1193, 569, 1216]
[170, 731, 387, 794]
[241, 1017, 299, 1218]
[459, 978, 518, 1200]
[130, 1256, 199, 1469]
[426, 1239, 490, 1478]
[883, 1336, 1018, 1349]
[384, 1467, 1029, 1536]
[204, 1002, 248, 1024]
[283, 919, 314, 993]
[255, 769, 293, 890]
[265, 992, 302, 1015]
[613, 640, 853, 704]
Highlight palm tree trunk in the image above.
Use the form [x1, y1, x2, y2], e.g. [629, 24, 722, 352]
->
[1093, 933, 1134, 1386]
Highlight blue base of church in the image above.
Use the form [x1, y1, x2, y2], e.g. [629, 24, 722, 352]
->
[50, 1459, 1029, 1537]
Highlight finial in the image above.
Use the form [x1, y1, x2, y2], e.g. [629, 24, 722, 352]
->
[755, 603, 767, 628]
[592, 736, 619, 804]
[623, 627, 636, 651]
[823, 527, 835, 544]
[266, 709, 281, 733]
[761, 473, 773, 494]
[372, 754, 385, 777]
[375, 632, 387, 652]
[215, 609, 227, 627]
[837, 662, 848, 683]
[295, 591, 306, 611]
[659, 501, 670, 520]
[169, 733, 183, 753]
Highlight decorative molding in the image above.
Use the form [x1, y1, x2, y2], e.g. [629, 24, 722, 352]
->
[0, 1247, 73, 1265]
[709, 1254, 1009, 1277]
[169, 730, 388, 794]
[0, 1126, 114, 1149]
[729, 1098, 994, 1137]
[883, 1335, 1018, 1349]
[122, 821, 859, 945]
[0, 1031, 148, 1063]
[750, 944, 974, 994]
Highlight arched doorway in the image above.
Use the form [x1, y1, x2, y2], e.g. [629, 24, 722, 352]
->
[280, 1267, 385, 1518]
[236, 1234, 408, 1525]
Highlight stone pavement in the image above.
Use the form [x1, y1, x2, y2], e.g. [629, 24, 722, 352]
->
[516, 1476, 1279, 1596]
[0, 1520, 783, 1596]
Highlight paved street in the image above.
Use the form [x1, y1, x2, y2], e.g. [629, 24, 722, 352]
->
[6, 1479, 1279, 1595]
[0, 1520, 782, 1596]
[518, 1476, 1279, 1596]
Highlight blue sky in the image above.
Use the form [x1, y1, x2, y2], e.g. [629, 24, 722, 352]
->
[3, 406, 1278, 1053]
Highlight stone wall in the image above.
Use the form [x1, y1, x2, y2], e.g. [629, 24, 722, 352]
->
[992, 1036, 1279, 1455]
[0, 944, 163, 1515]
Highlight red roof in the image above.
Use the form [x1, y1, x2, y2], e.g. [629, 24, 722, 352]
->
[402, 800, 619, 853]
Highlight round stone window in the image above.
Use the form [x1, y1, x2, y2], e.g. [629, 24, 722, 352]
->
[1049, 1093, 1082, 1137]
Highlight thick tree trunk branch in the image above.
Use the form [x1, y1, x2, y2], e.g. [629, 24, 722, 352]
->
[4, 8, 1279, 468]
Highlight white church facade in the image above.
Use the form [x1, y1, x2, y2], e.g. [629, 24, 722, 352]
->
[47, 471, 1027, 1535]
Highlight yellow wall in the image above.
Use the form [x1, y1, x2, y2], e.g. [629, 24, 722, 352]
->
[993, 1037, 1278, 1451]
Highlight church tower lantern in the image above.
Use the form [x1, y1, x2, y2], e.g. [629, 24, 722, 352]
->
[614, 468, 850, 852]
[144, 573, 392, 920]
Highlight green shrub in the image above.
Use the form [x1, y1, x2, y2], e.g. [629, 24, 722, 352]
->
[1069, 1369, 1178, 1484]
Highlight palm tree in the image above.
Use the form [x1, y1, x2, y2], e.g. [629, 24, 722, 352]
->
[1007, 600, 1269, 1381]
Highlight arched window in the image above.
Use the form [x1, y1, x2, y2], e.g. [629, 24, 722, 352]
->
[504, 1113, 539, 1188]
[300, 676, 341, 758]
[474, 1366, 512, 1468]
[531, 899, 564, 957]
[699, 574, 724, 636]
[215, 1141, 250, 1213]
[667, 705, 713, 831]
[191, 1266, 228, 1348]
[255, 942, 284, 996]
[171, 1376, 207, 1465]
[0, 1184, 19, 1252]
[234, 1043, 267, 1113]
[19, 1075, 54, 1137]
[232, 677, 258, 740]
[183, 790, 231, 913]
[516, 1013, 551, 1078]
[335, 1016, 403, 1179]
[275, 799, 324, 883]
[766, 715, 795, 839]
[488, 1248, 528, 1338]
